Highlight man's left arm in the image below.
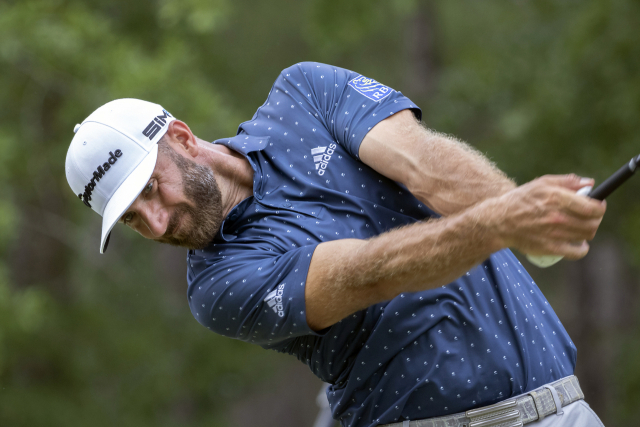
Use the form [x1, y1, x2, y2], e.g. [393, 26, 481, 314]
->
[359, 109, 516, 216]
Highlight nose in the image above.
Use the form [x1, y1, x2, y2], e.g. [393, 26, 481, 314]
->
[129, 197, 169, 239]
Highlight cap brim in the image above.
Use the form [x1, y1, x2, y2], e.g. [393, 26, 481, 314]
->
[100, 144, 159, 253]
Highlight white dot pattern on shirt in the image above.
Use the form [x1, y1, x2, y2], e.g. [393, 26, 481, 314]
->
[185, 62, 573, 427]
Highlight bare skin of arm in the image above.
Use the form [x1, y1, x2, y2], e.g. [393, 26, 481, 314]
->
[359, 109, 517, 216]
[304, 112, 607, 330]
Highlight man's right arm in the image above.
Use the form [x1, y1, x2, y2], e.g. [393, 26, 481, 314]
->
[304, 174, 606, 331]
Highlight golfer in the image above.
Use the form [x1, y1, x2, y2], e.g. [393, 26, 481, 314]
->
[65, 62, 607, 427]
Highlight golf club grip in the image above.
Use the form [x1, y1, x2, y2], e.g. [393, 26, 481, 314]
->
[588, 160, 637, 200]
[529, 157, 637, 268]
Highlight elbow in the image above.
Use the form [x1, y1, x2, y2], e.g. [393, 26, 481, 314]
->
[403, 169, 440, 213]
[399, 158, 426, 197]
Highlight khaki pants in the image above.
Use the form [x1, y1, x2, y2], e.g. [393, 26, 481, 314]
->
[532, 400, 604, 427]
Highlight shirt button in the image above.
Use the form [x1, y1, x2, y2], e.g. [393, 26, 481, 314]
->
[283, 203, 292, 208]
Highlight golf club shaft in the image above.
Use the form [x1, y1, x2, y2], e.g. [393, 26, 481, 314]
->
[588, 155, 639, 200]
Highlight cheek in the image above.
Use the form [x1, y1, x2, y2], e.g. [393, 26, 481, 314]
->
[159, 180, 189, 206]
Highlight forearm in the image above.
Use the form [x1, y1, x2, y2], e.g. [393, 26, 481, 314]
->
[344, 201, 501, 299]
[359, 110, 516, 216]
[305, 199, 502, 330]
[405, 126, 516, 215]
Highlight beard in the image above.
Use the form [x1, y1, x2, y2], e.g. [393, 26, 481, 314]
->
[155, 144, 224, 250]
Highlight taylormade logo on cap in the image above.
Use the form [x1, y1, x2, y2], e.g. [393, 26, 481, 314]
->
[65, 98, 176, 253]
[78, 149, 123, 208]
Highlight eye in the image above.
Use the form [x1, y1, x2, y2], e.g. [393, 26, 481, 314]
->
[123, 212, 134, 225]
[144, 181, 154, 195]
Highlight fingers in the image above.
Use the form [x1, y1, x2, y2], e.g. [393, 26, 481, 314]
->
[539, 174, 594, 191]
[557, 189, 607, 219]
[551, 240, 590, 260]
[543, 215, 603, 241]
[526, 239, 590, 260]
[536, 175, 606, 219]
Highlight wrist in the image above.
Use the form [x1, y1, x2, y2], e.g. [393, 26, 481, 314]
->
[461, 196, 508, 254]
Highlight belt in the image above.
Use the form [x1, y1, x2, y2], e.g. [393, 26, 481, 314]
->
[382, 375, 584, 427]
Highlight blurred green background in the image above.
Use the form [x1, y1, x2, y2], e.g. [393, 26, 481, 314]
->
[1, 0, 640, 426]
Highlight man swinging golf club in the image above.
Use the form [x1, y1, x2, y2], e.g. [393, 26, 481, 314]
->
[65, 62, 607, 427]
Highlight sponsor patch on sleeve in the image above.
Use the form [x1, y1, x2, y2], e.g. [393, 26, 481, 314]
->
[348, 75, 394, 102]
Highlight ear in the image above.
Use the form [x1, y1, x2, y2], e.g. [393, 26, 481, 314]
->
[164, 120, 199, 158]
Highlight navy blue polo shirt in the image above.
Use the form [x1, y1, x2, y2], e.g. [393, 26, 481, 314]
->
[186, 62, 576, 427]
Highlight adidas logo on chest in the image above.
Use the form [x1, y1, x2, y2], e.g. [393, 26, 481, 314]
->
[311, 143, 337, 176]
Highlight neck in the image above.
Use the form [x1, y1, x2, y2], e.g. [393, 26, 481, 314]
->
[194, 137, 254, 219]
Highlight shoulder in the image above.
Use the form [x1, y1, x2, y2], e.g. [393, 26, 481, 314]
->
[280, 61, 333, 75]
[278, 62, 353, 84]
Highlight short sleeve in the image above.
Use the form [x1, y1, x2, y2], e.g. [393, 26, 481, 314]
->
[186, 243, 322, 347]
[279, 62, 422, 159]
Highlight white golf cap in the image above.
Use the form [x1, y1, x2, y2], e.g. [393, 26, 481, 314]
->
[65, 98, 176, 253]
